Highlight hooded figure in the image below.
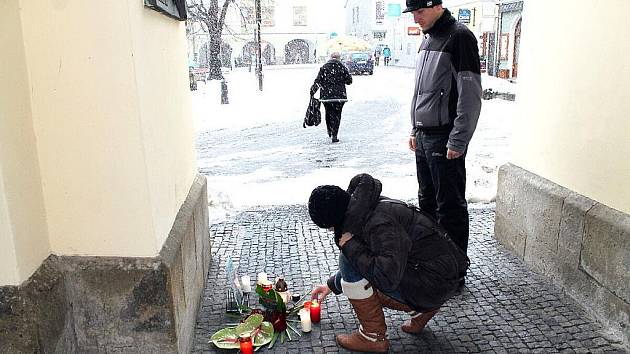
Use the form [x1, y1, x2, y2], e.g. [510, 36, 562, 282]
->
[309, 173, 468, 353]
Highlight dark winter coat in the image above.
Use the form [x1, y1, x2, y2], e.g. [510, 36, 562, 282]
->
[312, 59, 352, 101]
[411, 8, 482, 153]
[331, 173, 469, 312]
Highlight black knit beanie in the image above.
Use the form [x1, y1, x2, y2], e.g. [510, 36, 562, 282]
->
[308, 185, 351, 229]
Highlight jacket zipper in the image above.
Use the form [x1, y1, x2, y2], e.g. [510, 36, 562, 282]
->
[418, 48, 430, 94]
[438, 89, 444, 126]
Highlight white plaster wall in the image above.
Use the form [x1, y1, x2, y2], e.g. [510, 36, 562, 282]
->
[511, 0, 630, 214]
[0, 0, 51, 285]
[126, 1, 197, 249]
[2, 0, 197, 265]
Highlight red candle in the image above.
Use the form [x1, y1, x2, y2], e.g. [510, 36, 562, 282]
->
[262, 280, 273, 292]
[303, 301, 311, 310]
[239, 333, 254, 354]
[310, 300, 321, 323]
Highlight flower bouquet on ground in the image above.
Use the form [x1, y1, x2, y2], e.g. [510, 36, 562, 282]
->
[210, 314, 274, 349]
[210, 274, 311, 351]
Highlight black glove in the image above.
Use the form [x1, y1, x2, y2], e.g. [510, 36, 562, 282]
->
[310, 83, 318, 96]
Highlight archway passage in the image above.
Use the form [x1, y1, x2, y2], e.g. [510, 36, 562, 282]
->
[513, 18, 521, 78]
[242, 41, 276, 65]
[285, 39, 309, 64]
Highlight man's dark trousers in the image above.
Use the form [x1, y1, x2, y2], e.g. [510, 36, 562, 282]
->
[414, 131, 469, 254]
[323, 102, 344, 138]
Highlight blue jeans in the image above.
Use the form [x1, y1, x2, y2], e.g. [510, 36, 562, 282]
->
[334, 253, 405, 304]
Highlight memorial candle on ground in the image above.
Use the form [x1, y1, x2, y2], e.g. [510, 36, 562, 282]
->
[257, 272, 268, 285]
[241, 275, 252, 293]
[299, 308, 312, 332]
[310, 300, 321, 323]
[239, 333, 254, 354]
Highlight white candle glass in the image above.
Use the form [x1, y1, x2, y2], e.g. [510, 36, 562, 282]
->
[299, 308, 311, 332]
[241, 275, 252, 293]
[257, 272, 268, 285]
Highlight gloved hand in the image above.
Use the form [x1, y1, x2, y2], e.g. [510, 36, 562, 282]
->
[309, 83, 318, 96]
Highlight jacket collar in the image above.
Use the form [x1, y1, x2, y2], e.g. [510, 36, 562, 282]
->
[424, 8, 456, 36]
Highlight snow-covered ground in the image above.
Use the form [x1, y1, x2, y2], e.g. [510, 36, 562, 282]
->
[192, 65, 517, 223]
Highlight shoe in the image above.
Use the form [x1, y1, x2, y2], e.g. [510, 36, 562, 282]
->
[332, 136, 339, 143]
[336, 286, 389, 352]
[401, 308, 439, 334]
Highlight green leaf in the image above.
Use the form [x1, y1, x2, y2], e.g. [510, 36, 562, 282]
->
[210, 327, 239, 349]
[285, 328, 292, 341]
[253, 321, 274, 347]
[268, 331, 279, 349]
[210, 315, 273, 349]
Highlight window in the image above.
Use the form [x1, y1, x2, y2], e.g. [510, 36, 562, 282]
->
[293, 6, 307, 26]
[240, 0, 275, 27]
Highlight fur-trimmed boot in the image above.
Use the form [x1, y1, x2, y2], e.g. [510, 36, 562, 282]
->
[336, 279, 389, 353]
[401, 308, 439, 334]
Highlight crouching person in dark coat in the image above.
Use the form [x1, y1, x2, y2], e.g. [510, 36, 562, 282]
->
[308, 173, 469, 353]
[310, 52, 352, 143]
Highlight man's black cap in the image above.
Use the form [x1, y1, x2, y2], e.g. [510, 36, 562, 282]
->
[402, 0, 443, 13]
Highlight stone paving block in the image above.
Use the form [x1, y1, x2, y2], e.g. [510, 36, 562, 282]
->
[192, 206, 627, 353]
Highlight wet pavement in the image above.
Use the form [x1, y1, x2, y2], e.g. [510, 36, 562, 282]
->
[192, 205, 627, 354]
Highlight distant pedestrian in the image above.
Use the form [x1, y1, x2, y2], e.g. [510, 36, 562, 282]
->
[382, 45, 391, 66]
[404, 0, 482, 281]
[310, 52, 352, 143]
[374, 49, 381, 66]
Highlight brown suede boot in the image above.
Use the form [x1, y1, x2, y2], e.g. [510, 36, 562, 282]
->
[336, 293, 390, 353]
[401, 308, 439, 334]
[376, 291, 413, 312]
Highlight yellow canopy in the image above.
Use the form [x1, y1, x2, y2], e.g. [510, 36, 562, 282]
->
[322, 36, 371, 54]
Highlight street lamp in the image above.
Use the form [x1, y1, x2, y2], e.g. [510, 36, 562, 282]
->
[255, 0, 263, 91]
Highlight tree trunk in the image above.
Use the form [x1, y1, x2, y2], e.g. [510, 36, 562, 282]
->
[206, 0, 223, 80]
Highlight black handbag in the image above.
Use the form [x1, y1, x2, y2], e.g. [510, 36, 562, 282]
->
[303, 95, 321, 128]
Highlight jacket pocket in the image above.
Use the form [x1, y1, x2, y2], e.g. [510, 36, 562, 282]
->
[414, 90, 446, 128]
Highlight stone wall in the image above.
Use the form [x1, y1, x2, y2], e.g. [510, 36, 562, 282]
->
[495, 164, 629, 347]
[0, 175, 210, 354]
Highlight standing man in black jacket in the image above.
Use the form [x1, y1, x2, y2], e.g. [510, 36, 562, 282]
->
[405, 0, 482, 262]
[311, 52, 353, 143]
[309, 174, 468, 353]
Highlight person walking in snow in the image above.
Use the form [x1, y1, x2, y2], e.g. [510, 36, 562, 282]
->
[382, 45, 391, 66]
[310, 52, 352, 143]
[405, 0, 482, 273]
[308, 173, 469, 353]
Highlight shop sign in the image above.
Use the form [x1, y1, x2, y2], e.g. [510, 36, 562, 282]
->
[144, 0, 187, 21]
[458, 8, 471, 23]
[407, 26, 421, 36]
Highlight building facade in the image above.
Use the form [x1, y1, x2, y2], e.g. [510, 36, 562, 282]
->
[189, 0, 345, 66]
[1, 1, 209, 352]
[494, 0, 522, 78]
[495, 0, 629, 346]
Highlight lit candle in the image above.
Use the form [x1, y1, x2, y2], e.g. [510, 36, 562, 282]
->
[257, 272, 268, 285]
[241, 275, 252, 293]
[239, 333, 254, 354]
[299, 308, 312, 332]
[278, 291, 289, 304]
[262, 280, 273, 292]
[310, 300, 321, 323]
[303, 301, 311, 310]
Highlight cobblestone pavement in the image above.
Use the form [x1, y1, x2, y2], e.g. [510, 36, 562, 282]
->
[193, 205, 627, 354]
